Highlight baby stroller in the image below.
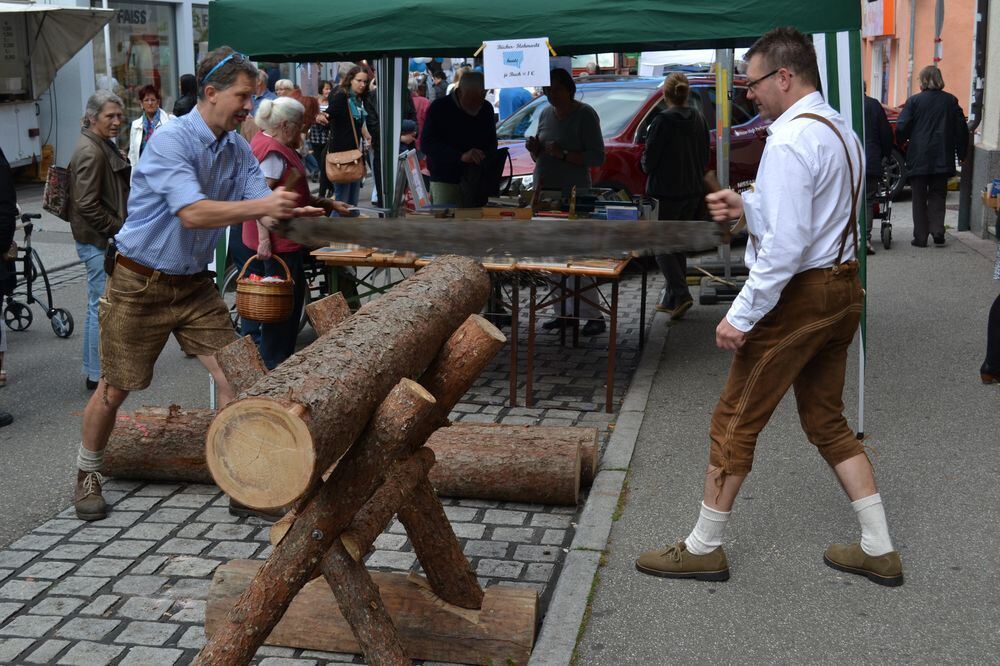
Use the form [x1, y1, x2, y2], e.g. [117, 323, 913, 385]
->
[2, 212, 74, 338]
[872, 174, 893, 250]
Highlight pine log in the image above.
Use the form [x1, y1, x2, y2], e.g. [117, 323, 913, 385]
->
[580, 429, 599, 487]
[397, 477, 483, 609]
[340, 448, 436, 562]
[214, 335, 268, 396]
[101, 406, 216, 484]
[426, 424, 583, 505]
[321, 541, 408, 666]
[206, 256, 491, 510]
[205, 560, 536, 665]
[305, 292, 350, 337]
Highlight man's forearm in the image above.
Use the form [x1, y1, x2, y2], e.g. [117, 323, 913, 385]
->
[178, 199, 271, 229]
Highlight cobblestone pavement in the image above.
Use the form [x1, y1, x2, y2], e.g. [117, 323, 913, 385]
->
[0, 270, 666, 664]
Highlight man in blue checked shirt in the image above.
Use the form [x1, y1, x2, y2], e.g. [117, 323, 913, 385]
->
[73, 46, 346, 522]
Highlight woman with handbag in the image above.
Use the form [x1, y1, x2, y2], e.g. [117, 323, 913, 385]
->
[67, 91, 130, 390]
[241, 97, 346, 368]
[326, 65, 372, 210]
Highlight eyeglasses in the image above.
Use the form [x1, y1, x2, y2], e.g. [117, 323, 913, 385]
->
[353, 78, 369, 85]
[201, 52, 249, 86]
[746, 68, 780, 91]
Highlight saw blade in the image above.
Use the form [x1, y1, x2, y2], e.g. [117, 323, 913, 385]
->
[276, 217, 721, 259]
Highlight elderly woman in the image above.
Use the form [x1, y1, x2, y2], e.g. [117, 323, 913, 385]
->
[127, 84, 173, 175]
[67, 90, 130, 390]
[896, 65, 969, 247]
[240, 97, 346, 368]
[526, 68, 607, 335]
[327, 65, 373, 208]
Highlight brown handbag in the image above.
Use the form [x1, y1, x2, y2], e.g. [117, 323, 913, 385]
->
[325, 99, 366, 184]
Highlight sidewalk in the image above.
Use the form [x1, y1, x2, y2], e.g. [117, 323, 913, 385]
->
[575, 197, 1000, 663]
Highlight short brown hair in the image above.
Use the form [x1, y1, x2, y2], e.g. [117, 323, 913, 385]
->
[137, 84, 161, 103]
[745, 27, 820, 89]
[196, 46, 258, 99]
[663, 72, 690, 106]
[918, 65, 944, 91]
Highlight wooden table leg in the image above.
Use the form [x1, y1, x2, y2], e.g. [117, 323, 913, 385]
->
[559, 276, 567, 347]
[509, 275, 518, 407]
[606, 279, 619, 413]
[572, 275, 581, 348]
[527, 282, 536, 408]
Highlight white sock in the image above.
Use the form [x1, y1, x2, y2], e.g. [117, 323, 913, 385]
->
[77, 444, 104, 473]
[852, 493, 894, 556]
[684, 502, 730, 555]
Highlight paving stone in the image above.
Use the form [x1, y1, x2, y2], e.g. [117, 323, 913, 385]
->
[256, 545, 273, 560]
[541, 528, 568, 545]
[117, 596, 173, 620]
[112, 575, 167, 596]
[0, 602, 22, 624]
[538, 418, 577, 427]
[114, 620, 179, 645]
[79, 594, 119, 616]
[0, 614, 60, 637]
[119, 646, 184, 666]
[163, 577, 211, 600]
[500, 415, 538, 425]
[299, 650, 357, 661]
[386, 520, 406, 535]
[36, 519, 83, 535]
[30, 596, 84, 615]
[113, 497, 162, 512]
[0, 637, 34, 662]
[195, 507, 240, 523]
[491, 527, 537, 543]
[372, 533, 408, 551]
[76, 557, 132, 577]
[103, 479, 142, 492]
[443, 506, 479, 522]
[175, 523, 211, 539]
[258, 659, 318, 666]
[0, 570, 11, 582]
[131, 555, 168, 575]
[121, 523, 175, 541]
[204, 524, 255, 540]
[98, 539, 155, 559]
[456, 413, 498, 424]
[464, 540, 509, 558]
[56, 640, 124, 665]
[42, 543, 99, 561]
[529, 513, 574, 528]
[253, 527, 272, 542]
[483, 509, 528, 525]
[25, 638, 70, 663]
[0, 578, 53, 600]
[456, 498, 499, 509]
[475, 559, 524, 579]
[451, 403, 482, 414]
[159, 557, 220, 577]
[525, 562, 555, 582]
[177, 625, 205, 649]
[256, 645, 297, 657]
[0, 550, 39, 568]
[8, 534, 63, 550]
[161, 494, 215, 509]
[133, 484, 181, 497]
[20, 560, 76, 579]
[56, 617, 121, 640]
[158, 538, 210, 555]
[513, 544, 561, 562]
[167, 599, 205, 623]
[68, 527, 121, 544]
[504, 580, 547, 595]
[450, 522, 487, 539]
[89, 511, 143, 528]
[50, 576, 110, 597]
[147, 508, 197, 524]
[207, 541, 260, 559]
[365, 550, 417, 570]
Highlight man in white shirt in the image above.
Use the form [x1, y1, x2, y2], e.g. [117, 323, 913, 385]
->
[636, 27, 903, 587]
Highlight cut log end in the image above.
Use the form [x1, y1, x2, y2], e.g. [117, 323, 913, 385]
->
[467, 314, 506, 344]
[398, 377, 435, 406]
[206, 398, 316, 510]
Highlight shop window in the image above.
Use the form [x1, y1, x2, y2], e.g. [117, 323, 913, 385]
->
[193, 6, 209, 68]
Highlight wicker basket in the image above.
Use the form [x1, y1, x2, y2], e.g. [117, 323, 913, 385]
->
[235, 255, 295, 323]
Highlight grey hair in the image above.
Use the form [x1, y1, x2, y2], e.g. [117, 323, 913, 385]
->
[274, 78, 294, 92]
[82, 90, 123, 128]
[919, 65, 944, 91]
[407, 77, 420, 93]
[257, 70, 269, 85]
[255, 96, 304, 133]
[458, 70, 485, 91]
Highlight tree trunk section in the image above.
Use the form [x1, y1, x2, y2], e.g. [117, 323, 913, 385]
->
[580, 428, 599, 487]
[101, 406, 215, 484]
[340, 448, 436, 562]
[205, 560, 537, 665]
[426, 423, 583, 505]
[305, 292, 350, 337]
[214, 335, 268, 396]
[206, 256, 490, 510]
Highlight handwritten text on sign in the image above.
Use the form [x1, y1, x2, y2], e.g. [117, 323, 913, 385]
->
[483, 37, 551, 89]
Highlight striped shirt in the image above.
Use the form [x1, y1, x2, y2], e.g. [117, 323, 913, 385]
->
[115, 107, 271, 275]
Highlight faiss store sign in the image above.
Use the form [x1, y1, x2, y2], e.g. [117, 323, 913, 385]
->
[116, 9, 148, 25]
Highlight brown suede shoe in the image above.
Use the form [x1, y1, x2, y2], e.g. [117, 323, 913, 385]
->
[824, 542, 903, 587]
[74, 471, 107, 521]
[635, 541, 730, 581]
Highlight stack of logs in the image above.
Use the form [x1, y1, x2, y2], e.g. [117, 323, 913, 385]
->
[97, 255, 602, 666]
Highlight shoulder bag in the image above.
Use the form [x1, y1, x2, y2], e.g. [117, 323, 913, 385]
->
[42, 165, 71, 220]
[325, 101, 366, 184]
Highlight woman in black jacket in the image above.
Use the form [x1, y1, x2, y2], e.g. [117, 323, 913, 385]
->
[895, 65, 968, 247]
[327, 65, 372, 209]
[641, 72, 710, 320]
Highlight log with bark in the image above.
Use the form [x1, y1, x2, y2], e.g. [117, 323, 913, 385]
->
[304, 292, 350, 337]
[205, 256, 490, 510]
[205, 560, 536, 666]
[214, 336, 267, 396]
[101, 406, 216, 484]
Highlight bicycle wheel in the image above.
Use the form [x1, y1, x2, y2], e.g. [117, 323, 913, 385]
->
[221, 264, 241, 331]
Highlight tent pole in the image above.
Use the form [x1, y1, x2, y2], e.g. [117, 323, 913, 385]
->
[715, 49, 734, 279]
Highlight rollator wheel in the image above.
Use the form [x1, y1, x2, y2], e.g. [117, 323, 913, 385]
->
[3, 301, 32, 331]
[881, 223, 892, 250]
[50, 308, 74, 338]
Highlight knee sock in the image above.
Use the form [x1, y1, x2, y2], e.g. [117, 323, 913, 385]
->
[77, 444, 104, 474]
[684, 502, 730, 555]
[852, 493, 894, 556]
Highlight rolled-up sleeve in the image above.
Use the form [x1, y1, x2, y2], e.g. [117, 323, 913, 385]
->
[242, 155, 272, 201]
[727, 142, 814, 332]
[139, 137, 206, 215]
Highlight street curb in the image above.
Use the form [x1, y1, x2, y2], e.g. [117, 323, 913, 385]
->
[528, 312, 671, 665]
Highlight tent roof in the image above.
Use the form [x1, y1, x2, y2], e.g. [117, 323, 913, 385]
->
[209, 0, 860, 61]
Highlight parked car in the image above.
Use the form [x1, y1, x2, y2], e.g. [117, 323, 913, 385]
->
[495, 75, 770, 196]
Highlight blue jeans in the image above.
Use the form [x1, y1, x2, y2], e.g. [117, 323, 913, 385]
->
[333, 180, 361, 208]
[75, 242, 106, 381]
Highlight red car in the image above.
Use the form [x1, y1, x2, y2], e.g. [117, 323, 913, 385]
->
[496, 74, 770, 196]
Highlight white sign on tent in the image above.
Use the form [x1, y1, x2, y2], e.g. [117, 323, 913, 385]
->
[483, 37, 551, 89]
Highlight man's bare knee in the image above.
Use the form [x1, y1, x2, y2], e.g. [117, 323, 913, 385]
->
[96, 380, 129, 411]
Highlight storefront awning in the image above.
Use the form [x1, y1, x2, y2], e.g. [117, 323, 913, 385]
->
[0, 1, 114, 97]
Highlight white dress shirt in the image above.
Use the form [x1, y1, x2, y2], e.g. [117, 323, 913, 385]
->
[727, 91, 864, 333]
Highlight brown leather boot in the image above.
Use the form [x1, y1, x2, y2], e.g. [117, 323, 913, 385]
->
[74, 470, 107, 521]
[824, 542, 903, 587]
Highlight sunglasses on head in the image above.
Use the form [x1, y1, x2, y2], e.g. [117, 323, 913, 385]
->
[201, 52, 249, 86]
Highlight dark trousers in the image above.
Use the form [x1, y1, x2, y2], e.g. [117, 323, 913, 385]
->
[313, 144, 332, 198]
[910, 174, 949, 243]
[653, 194, 704, 308]
[239, 251, 306, 370]
[865, 174, 879, 241]
[986, 292, 1000, 374]
[229, 231, 262, 344]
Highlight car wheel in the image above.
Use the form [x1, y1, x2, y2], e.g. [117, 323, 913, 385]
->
[883, 149, 906, 201]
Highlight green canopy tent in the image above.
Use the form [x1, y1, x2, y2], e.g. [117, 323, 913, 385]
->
[208, 0, 870, 434]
